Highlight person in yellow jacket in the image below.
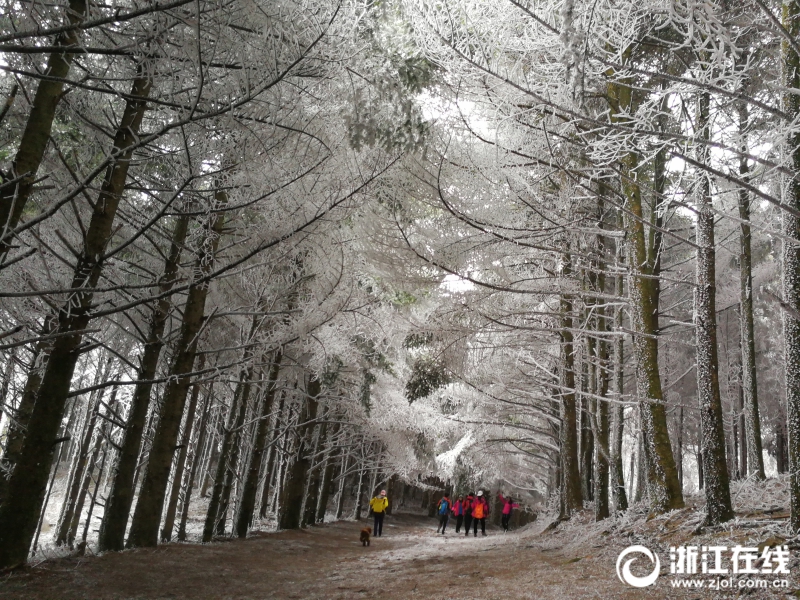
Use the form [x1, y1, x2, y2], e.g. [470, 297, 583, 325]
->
[369, 490, 389, 537]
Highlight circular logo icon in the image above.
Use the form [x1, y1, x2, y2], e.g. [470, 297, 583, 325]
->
[616, 545, 660, 588]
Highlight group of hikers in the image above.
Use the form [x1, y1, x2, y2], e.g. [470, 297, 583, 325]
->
[367, 488, 520, 540]
[436, 491, 519, 536]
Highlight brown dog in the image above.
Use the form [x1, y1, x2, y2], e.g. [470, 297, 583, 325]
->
[360, 526, 372, 546]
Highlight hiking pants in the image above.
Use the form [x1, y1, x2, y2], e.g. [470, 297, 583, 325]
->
[473, 517, 486, 536]
[455, 515, 464, 532]
[463, 514, 472, 535]
[437, 513, 449, 533]
[501, 513, 511, 531]
[373, 512, 384, 536]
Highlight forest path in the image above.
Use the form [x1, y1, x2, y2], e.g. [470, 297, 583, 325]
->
[1, 512, 716, 599]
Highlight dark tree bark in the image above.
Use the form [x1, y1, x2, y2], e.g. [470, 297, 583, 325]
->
[315, 423, 340, 523]
[608, 70, 683, 515]
[55, 355, 112, 545]
[126, 188, 227, 549]
[610, 222, 628, 512]
[98, 214, 189, 551]
[0, 0, 88, 260]
[177, 380, 214, 541]
[334, 449, 350, 520]
[235, 351, 283, 538]
[200, 409, 224, 498]
[202, 352, 256, 542]
[736, 80, 766, 481]
[0, 316, 55, 503]
[55, 379, 106, 546]
[594, 306, 610, 521]
[777, 425, 788, 475]
[161, 354, 205, 542]
[579, 384, 594, 502]
[278, 377, 321, 530]
[783, 0, 800, 531]
[302, 413, 326, 527]
[214, 371, 257, 536]
[695, 90, 733, 525]
[559, 252, 582, 519]
[259, 391, 286, 518]
[0, 71, 152, 569]
[71, 383, 119, 550]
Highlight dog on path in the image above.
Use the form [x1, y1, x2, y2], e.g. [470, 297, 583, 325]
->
[360, 526, 372, 546]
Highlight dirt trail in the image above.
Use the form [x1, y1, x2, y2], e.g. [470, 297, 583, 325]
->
[0, 513, 785, 599]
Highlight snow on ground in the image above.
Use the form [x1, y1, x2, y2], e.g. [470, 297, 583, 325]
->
[7, 477, 800, 599]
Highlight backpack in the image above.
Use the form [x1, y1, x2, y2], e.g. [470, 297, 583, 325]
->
[438, 498, 450, 515]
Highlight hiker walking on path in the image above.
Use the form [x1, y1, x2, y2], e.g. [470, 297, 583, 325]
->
[369, 490, 389, 537]
[435, 494, 452, 534]
[471, 491, 489, 537]
[463, 492, 474, 537]
[497, 492, 520, 532]
[452, 495, 465, 533]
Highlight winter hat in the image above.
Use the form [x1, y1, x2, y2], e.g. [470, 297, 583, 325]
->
[477, 490, 483, 497]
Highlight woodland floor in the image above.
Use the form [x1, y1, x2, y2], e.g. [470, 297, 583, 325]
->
[2, 504, 800, 600]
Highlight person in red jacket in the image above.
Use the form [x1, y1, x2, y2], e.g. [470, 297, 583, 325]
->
[471, 490, 489, 536]
[451, 495, 465, 533]
[462, 493, 475, 537]
[497, 492, 520, 532]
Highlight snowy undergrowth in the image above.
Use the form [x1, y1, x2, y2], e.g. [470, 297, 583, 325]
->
[525, 476, 800, 573]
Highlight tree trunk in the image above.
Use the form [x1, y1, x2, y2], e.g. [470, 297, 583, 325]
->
[608, 72, 683, 515]
[0, 0, 88, 259]
[161, 354, 205, 542]
[0, 71, 151, 569]
[610, 224, 628, 512]
[99, 214, 189, 551]
[68, 381, 120, 549]
[579, 380, 594, 502]
[559, 252, 582, 518]
[783, 0, 800, 531]
[278, 377, 321, 530]
[777, 425, 788, 474]
[127, 188, 226, 549]
[301, 418, 325, 528]
[0, 316, 55, 503]
[79, 439, 109, 552]
[55, 356, 111, 545]
[202, 356, 255, 541]
[697, 448, 704, 490]
[55, 384, 104, 546]
[695, 90, 733, 525]
[676, 406, 684, 488]
[594, 299, 610, 521]
[0, 348, 16, 443]
[212, 365, 257, 538]
[200, 407, 224, 498]
[177, 380, 214, 542]
[315, 423, 340, 523]
[259, 390, 286, 518]
[633, 423, 646, 503]
[732, 79, 766, 483]
[738, 383, 747, 479]
[334, 451, 350, 520]
[353, 462, 366, 521]
[235, 351, 283, 537]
